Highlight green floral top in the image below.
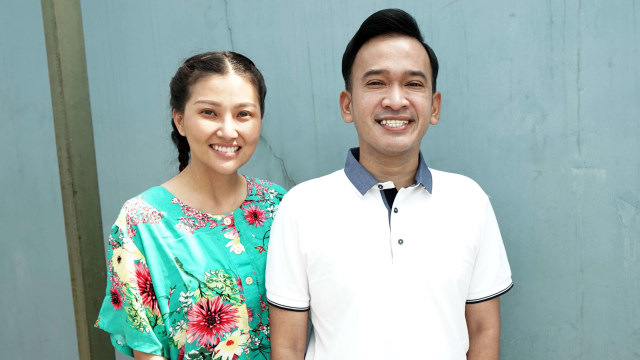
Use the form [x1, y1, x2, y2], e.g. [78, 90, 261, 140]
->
[96, 176, 285, 360]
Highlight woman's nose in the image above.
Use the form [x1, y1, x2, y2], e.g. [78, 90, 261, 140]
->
[216, 115, 238, 139]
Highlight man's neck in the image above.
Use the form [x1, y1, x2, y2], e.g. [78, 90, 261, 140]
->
[358, 150, 419, 189]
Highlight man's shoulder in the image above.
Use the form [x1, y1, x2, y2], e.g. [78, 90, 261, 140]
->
[430, 168, 488, 200]
[287, 169, 348, 195]
[276, 169, 353, 210]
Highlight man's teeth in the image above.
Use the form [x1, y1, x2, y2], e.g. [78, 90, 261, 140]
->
[380, 119, 408, 127]
[211, 145, 239, 153]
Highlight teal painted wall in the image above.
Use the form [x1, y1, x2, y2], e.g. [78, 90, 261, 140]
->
[0, 1, 79, 358]
[1, 0, 638, 359]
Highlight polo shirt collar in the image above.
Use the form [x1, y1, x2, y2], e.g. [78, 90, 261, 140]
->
[344, 147, 433, 195]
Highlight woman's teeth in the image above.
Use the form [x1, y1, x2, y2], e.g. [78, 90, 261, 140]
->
[211, 145, 239, 153]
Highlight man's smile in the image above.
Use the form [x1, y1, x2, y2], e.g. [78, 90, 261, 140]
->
[379, 119, 410, 128]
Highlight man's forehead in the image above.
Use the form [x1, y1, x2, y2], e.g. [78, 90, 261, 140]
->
[353, 35, 431, 76]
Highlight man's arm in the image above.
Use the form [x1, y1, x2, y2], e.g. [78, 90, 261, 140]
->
[465, 297, 501, 360]
[270, 306, 309, 360]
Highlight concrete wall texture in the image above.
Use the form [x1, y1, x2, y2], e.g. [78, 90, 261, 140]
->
[1, 0, 638, 359]
[0, 1, 80, 359]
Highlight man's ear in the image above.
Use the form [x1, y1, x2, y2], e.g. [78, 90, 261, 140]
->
[173, 109, 186, 136]
[340, 90, 353, 123]
[430, 92, 441, 125]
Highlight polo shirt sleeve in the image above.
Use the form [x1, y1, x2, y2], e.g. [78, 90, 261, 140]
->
[466, 197, 513, 303]
[265, 194, 311, 311]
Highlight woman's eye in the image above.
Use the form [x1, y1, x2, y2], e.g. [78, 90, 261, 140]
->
[238, 111, 251, 118]
[202, 109, 216, 116]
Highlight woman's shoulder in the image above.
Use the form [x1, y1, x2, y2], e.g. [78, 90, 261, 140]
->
[113, 186, 173, 230]
[245, 176, 287, 198]
[119, 186, 171, 211]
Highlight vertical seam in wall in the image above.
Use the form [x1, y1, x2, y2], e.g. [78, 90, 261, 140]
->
[223, 0, 235, 50]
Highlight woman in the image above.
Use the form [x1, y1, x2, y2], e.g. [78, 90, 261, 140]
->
[96, 51, 285, 360]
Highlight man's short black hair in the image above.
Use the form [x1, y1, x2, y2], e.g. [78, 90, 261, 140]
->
[341, 8, 439, 92]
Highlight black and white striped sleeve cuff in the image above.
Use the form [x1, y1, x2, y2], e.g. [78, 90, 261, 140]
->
[466, 282, 514, 304]
[267, 298, 310, 312]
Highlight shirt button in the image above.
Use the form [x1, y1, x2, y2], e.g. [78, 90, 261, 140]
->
[398, 239, 404, 245]
[245, 277, 254, 285]
[378, 184, 383, 189]
[393, 207, 398, 213]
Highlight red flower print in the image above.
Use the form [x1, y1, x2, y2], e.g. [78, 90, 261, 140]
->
[110, 274, 122, 289]
[255, 246, 266, 254]
[247, 307, 254, 322]
[252, 182, 271, 198]
[236, 277, 244, 292]
[110, 286, 124, 310]
[178, 346, 185, 360]
[174, 199, 217, 233]
[187, 297, 239, 346]
[108, 262, 122, 288]
[124, 198, 164, 237]
[243, 204, 266, 227]
[135, 262, 159, 312]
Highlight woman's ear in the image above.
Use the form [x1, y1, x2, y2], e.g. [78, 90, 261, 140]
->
[173, 109, 186, 136]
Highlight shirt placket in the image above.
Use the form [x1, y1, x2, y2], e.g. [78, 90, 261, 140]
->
[229, 211, 262, 319]
[389, 187, 418, 265]
[375, 181, 405, 264]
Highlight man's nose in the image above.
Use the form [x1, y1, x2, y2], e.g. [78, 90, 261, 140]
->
[382, 85, 409, 110]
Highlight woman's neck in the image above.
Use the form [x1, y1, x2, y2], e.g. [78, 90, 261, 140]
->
[162, 164, 247, 215]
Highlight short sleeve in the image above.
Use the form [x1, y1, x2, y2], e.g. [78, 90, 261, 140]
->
[265, 195, 311, 311]
[95, 206, 166, 357]
[466, 198, 513, 303]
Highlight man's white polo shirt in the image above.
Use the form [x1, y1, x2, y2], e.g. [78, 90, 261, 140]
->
[266, 149, 512, 359]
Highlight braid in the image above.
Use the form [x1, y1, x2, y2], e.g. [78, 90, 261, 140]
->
[170, 120, 190, 172]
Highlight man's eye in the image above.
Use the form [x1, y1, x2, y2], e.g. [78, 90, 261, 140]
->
[367, 81, 384, 86]
[238, 111, 251, 118]
[407, 82, 424, 87]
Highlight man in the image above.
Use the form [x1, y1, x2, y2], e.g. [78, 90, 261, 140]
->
[266, 8, 512, 360]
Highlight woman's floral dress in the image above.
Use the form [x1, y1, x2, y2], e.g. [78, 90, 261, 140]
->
[95, 176, 285, 360]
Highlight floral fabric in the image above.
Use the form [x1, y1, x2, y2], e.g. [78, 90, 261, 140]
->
[96, 176, 285, 360]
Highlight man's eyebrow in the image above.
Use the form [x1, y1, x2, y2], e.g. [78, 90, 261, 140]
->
[361, 69, 428, 81]
[361, 69, 389, 79]
[405, 70, 428, 80]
